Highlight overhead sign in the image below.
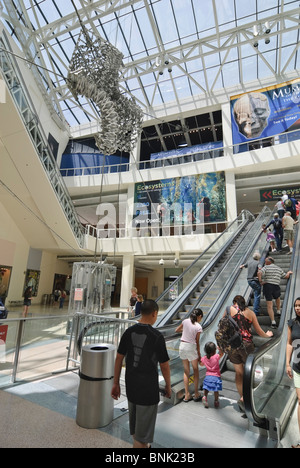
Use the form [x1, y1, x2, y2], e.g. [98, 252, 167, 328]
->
[260, 186, 300, 203]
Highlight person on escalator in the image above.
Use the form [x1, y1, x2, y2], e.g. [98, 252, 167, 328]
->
[224, 295, 273, 413]
[240, 252, 262, 316]
[258, 256, 293, 328]
[263, 213, 283, 252]
[175, 309, 204, 402]
[286, 297, 300, 449]
[200, 342, 224, 408]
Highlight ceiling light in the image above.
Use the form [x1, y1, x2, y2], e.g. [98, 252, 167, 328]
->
[265, 38, 270, 45]
[253, 41, 259, 48]
[178, 140, 188, 148]
[264, 21, 271, 34]
[253, 25, 259, 37]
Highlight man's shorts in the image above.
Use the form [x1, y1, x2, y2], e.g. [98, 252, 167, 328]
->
[284, 230, 294, 241]
[263, 283, 281, 301]
[128, 402, 158, 445]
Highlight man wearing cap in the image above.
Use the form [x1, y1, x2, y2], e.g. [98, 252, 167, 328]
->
[258, 257, 293, 328]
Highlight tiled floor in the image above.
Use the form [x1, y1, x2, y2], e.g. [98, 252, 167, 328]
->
[0, 304, 298, 448]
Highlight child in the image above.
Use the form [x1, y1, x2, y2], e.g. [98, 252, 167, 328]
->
[267, 228, 276, 252]
[134, 295, 143, 316]
[200, 342, 224, 408]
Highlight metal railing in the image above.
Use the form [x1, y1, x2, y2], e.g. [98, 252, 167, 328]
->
[85, 220, 230, 239]
[60, 128, 300, 177]
[0, 314, 69, 386]
[0, 35, 85, 247]
[66, 313, 137, 369]
[0, 311, 135, 387]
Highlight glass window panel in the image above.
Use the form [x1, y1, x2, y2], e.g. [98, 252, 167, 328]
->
[257, 0, 279, 11]
[203, 52, 221, 69]
[171, 0, 197, 39]
[280, 44, 298, 72]
[151, 0, 179, 46]
[134, 7, 158, 52]
[173, 75, 192, 100]
[157, 79, 176, 103]
[205, 67, 223, 90]
[192, 0, 216, 33]
[221, 60, 240, 88]
[241, 56, 258, 82]
[235, 0, 257, 19]
[190, 71, 207, 94]
[216, 0, 236, 25]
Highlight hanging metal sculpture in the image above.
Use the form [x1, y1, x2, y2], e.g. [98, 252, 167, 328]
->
[67, 26, 143, 155]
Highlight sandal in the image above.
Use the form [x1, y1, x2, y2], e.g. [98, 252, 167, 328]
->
[193, 395, 202, 402]
[182, 396, 193, 402]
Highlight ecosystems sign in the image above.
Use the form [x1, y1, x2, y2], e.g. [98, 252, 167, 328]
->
[231, 79, 300, 146]
[133, 172, 226, 234]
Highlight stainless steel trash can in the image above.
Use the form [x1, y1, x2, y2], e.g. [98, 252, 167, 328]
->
[76, 343, 115, 429]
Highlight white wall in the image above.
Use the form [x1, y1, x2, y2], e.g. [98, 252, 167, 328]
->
[0, 202, 72, 304]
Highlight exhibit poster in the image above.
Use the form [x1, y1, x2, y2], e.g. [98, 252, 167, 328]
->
[231, 79, 300, 146]
[133, 171, 226, 233]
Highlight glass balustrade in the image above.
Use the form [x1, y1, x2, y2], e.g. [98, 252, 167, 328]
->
[0, 315, 69, 387]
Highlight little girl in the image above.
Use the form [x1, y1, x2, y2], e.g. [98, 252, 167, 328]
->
[200, 342, 224, 408]
[267, 228, 276, 252]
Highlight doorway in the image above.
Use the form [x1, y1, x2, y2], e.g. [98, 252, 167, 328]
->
[135, 278, 148, 300]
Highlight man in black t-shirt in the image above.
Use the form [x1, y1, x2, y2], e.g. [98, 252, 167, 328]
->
[111, 299, 171, 448]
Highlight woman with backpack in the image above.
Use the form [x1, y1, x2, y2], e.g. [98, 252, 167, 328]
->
[286, 297, 300, 449]
[223, 295, 273, 412]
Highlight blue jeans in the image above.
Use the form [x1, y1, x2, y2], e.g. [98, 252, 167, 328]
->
[274, 231, 283, 250]
[248, 280, 261, 315]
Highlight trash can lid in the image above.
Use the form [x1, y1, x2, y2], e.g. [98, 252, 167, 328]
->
[82, 343, 116, 353]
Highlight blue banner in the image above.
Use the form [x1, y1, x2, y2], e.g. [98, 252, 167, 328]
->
[150, 141, 223, 160]
[231, 79, 300, 145]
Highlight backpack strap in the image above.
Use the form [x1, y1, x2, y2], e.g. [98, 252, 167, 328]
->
[226, 306, 241, 332]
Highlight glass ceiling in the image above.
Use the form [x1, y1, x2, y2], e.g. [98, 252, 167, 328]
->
[1, 0, 300, 130]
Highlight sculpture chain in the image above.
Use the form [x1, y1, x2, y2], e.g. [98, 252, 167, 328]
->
[67, 29, 143, 155]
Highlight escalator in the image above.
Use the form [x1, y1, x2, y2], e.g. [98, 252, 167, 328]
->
[155, 207, 273, 331]
[243, 223, 300, 441]
[158, 220, 299, 444]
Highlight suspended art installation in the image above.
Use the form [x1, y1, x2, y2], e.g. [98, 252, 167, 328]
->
[67, 26, 143, 155]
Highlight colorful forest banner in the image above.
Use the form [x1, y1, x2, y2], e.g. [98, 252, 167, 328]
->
[133, 172, 226, 232]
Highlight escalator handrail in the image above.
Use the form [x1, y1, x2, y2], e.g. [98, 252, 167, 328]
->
[243, 222, 300, 428]
[156, 209, 255, 303]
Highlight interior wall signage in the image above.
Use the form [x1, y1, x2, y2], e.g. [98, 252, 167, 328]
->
[231, 79, 300, 147]
[133, 171, 226, 232]
[260, 185, 300, 203]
